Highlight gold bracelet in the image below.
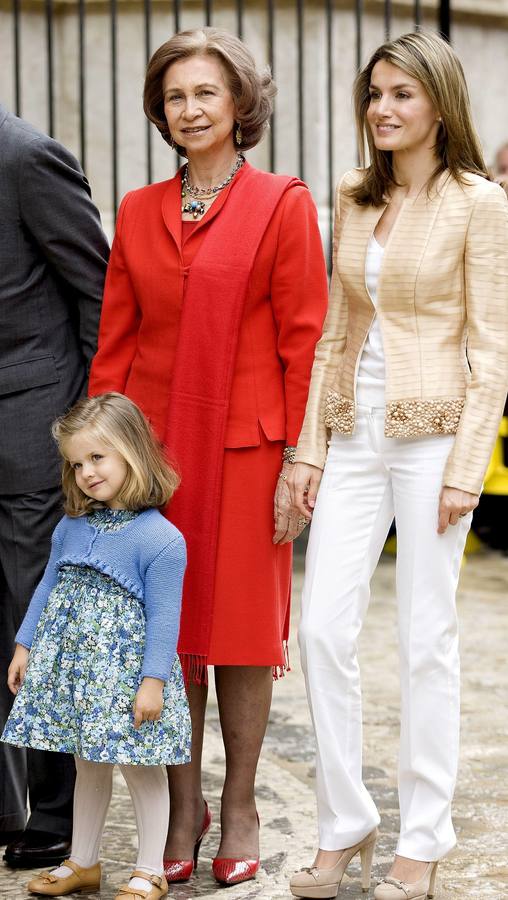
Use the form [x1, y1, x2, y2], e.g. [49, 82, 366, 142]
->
[282, 446, 297, 464]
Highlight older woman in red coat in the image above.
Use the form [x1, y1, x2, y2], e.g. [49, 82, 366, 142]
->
[89, 27, 327, 888]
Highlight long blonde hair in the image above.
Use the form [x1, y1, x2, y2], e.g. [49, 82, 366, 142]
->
[350, 30, 488, 206]
[52, 393, 180, 517]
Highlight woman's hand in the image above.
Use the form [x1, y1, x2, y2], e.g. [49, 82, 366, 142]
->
[7, 645, 30, 695]
[273, 462, 307, 544]
[133, 677, 164, 729]
[288, 462, 323, 519]
[437, 486, 479, 534]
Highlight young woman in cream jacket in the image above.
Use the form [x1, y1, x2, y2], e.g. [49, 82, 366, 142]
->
[289, 30, 508, 900]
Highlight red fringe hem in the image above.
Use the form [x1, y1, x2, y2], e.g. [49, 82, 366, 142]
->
[180, 642, 291, 686]
[272, 641, 291, 681]
[180, 653, 209, 687]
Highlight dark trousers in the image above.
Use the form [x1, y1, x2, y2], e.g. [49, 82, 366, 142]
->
[0, 489, 75, 837]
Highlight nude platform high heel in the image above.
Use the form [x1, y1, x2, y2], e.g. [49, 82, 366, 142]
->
[373, 861, 439, 900]
[290, 828, 378, 899]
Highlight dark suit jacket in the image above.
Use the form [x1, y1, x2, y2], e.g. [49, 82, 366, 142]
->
[0, 105, 109, 494]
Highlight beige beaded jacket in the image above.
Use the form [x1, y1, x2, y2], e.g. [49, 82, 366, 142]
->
[295, 169, 508, 495]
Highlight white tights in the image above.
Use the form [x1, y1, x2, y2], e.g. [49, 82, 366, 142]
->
[53, 757, 169, 892]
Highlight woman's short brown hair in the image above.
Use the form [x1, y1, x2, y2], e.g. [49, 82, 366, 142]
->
[143, 27, 276, 154]
[350, 30, 489, 206]
[52, 393, 180, 517]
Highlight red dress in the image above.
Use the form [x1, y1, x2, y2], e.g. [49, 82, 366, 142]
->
[89, 164, 328, 671]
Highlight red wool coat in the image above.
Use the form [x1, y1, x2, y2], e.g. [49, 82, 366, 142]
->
[89, 164, 328, 450]
[89, 163, 328, 670]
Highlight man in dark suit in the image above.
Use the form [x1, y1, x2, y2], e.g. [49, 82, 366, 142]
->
[0, 103, 109, 868]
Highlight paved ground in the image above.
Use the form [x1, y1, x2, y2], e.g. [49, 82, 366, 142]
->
[1, 546, 507, 900]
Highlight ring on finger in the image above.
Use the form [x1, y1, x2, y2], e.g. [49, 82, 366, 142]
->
[297, 517, 307, 529]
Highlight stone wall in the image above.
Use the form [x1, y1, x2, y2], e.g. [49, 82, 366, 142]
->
[1, 0, 507, 240]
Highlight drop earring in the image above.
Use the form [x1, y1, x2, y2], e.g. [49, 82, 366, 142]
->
[168, 132, 176, 150]
[235, 123, 242, 146]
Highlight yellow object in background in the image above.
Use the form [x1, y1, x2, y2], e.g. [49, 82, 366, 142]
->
[483, 417, 508, 496]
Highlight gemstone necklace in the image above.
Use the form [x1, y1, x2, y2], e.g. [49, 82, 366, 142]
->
[181, 153, 245, 219]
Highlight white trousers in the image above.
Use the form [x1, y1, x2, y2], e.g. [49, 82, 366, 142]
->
[299, 408, 472, 861]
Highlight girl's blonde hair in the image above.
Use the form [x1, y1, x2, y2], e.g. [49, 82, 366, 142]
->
[143, 27, 276, 154]
[52, 393, 180, 517]
[350, 30, 489, 206]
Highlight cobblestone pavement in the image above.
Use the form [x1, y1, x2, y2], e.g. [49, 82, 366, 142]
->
[1, 549, 507, 900]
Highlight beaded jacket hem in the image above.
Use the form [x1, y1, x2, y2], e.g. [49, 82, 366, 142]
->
[324, 391, 465, 438]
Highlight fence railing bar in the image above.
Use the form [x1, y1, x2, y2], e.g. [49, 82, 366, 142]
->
[384, 0, 391, 40]
[325, 0, 334, 270]
[236, 0, 243, 39]
[78, 0, 86, 169]
[205, 0, 212, 26]
[45, 0, 54, 135]
[172, 0, 182, 191]
[439, 0, 451, 40]
[296, 0, 304, 180]
[174, 0, 181, 36]
[414, 0, 421, 28]
[267, 0, 275, 172]
[173, 1, 182, 173]
[144, 0, 153, 184]
[13, 0, 21, 116]
[355, 0, 362, 71]
[110, 0, 119, 217]
[355, 0, 362, 166]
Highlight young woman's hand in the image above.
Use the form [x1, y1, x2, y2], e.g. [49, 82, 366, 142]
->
[437, 486, 479, 534]
[133, 677, 164, 729]
[7, 644, 30, 695]
[288, 463, 323, 520]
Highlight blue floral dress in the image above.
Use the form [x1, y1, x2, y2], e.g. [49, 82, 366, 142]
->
[2, 508, 191, 766]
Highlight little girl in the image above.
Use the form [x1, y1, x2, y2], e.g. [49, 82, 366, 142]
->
[2, 392, 191, 900]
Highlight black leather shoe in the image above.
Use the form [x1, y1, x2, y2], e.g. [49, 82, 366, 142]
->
[0, 829, 23, 847]
[3, 831, 72, 869]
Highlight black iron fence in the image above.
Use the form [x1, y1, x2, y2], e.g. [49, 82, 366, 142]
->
[6, 0, 451, 244]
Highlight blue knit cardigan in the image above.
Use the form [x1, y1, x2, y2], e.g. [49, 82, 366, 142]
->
[16, 508, 186, 682]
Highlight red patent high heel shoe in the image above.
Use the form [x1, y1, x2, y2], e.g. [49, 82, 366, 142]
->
[212, 813, 260, 886]
[163, 801, 212, 883]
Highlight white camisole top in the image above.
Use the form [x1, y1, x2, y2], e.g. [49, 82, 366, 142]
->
[356, 234, 386, 407]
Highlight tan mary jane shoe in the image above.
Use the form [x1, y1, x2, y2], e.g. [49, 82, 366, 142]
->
[27, 859, 101, 895]
[290, 828, 378, 898]
[114, 871, 168, 900]
[373, 861, 439, 900]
